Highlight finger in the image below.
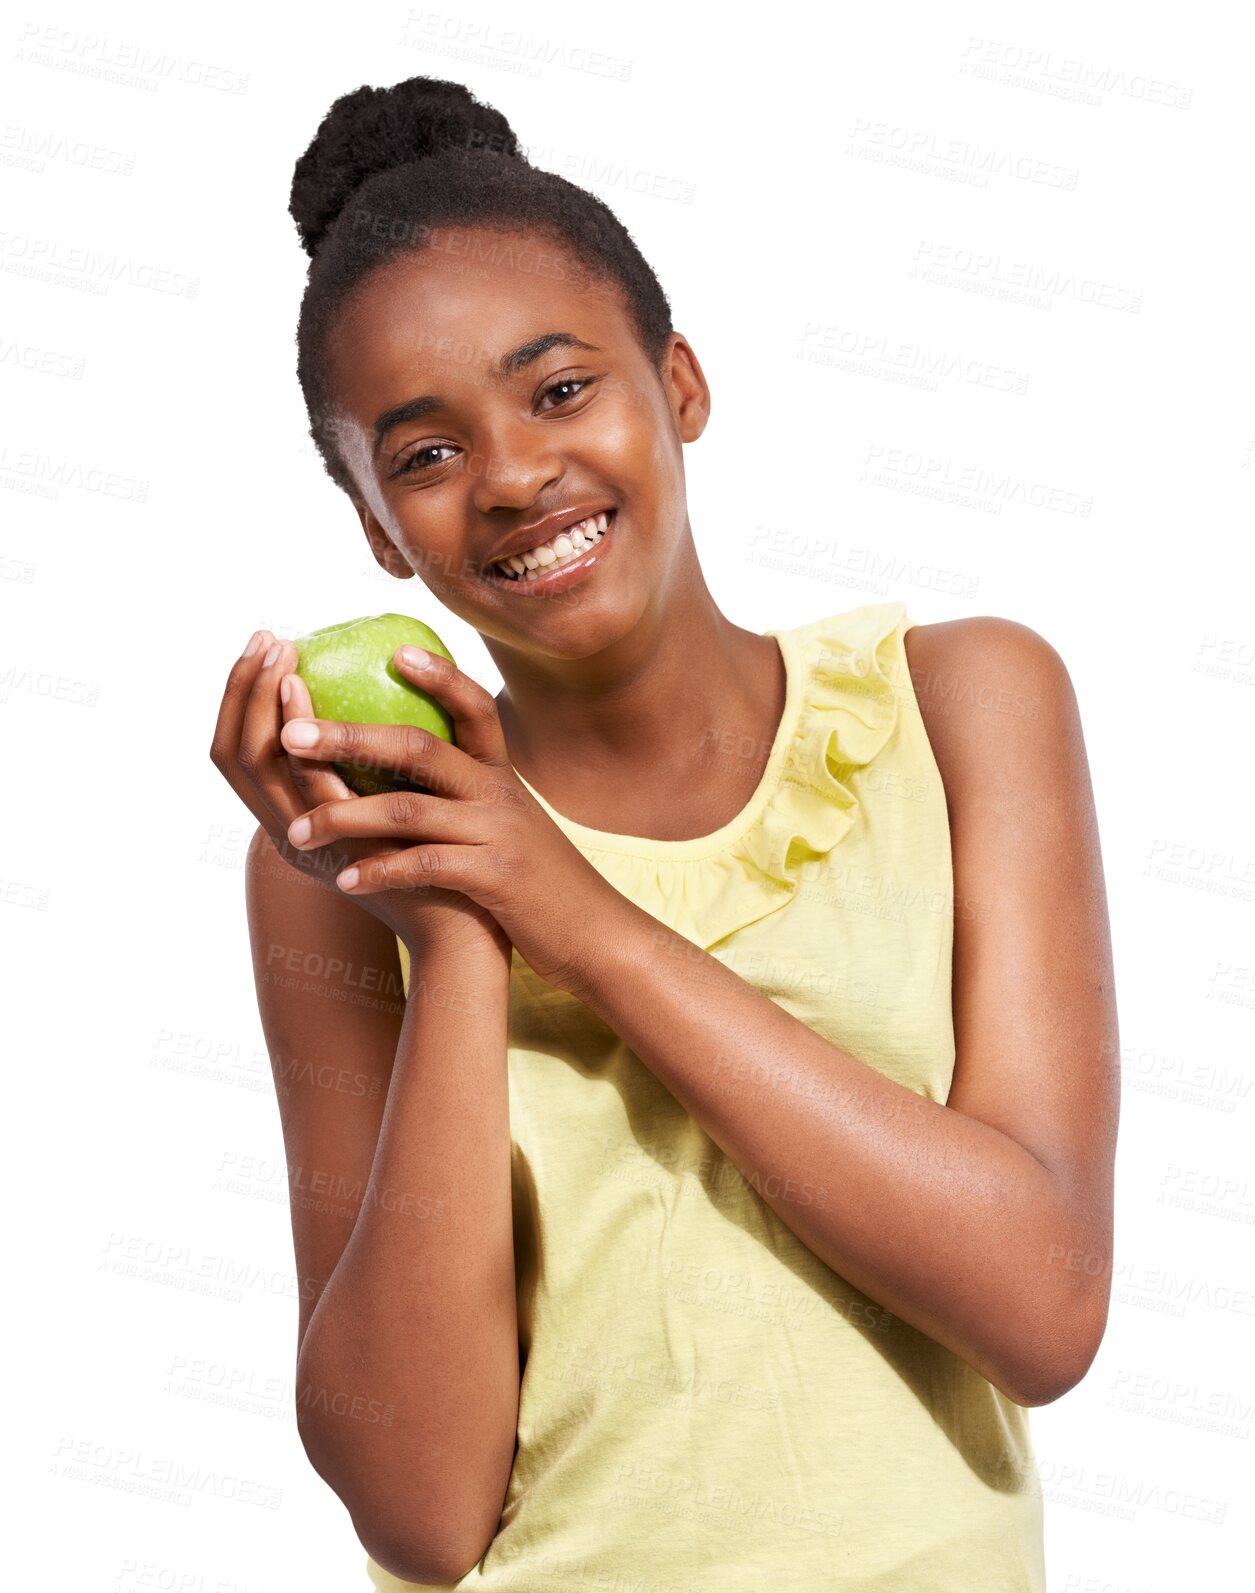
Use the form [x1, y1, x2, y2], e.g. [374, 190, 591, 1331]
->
[286, 788, 484, 854]
[281, 669, 357, 807]
[208, 630, 279, 831]
[280, 669, 428, 882]
[335, 844, 488, 898]
[392, 646, 510, 767]
[236, 638, 313, 830]
[278, 714, 480, 802]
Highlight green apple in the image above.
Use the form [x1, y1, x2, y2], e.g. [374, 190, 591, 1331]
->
[293, 613, 456, 797]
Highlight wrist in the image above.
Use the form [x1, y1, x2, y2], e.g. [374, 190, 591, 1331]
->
[562, 891, 653, 1008]
[401, 926, 511, 978]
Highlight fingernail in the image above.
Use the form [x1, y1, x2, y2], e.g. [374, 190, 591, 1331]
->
[283, 721, 318, 748]
[288, 816, 312, 845]
[337, 866, 360, 890]
[280, 675, 292, 705]
[399, 646, 431, 670]
[263, 642, 281, 667]
[244, 631, 263, 657]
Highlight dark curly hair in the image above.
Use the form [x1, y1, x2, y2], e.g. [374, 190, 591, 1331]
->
[289, 76, 675, 499]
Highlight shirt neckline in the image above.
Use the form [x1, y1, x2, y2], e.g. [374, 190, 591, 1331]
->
[510, 626, 801, 861]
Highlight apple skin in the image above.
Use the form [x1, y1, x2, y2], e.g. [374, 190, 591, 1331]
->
[293, 613, 457, 798]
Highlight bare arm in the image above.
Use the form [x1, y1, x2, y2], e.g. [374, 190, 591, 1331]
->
[245, 827, 519, 1584]
[562, 617, 1120, 1408]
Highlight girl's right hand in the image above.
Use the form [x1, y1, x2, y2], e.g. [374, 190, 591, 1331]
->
[208, 630, 513, 966]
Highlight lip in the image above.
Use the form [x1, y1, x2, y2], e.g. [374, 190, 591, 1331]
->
[484, 509, 619, 597]
[481, 503, 616, 575]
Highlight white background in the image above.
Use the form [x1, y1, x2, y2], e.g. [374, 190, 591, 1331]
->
[4, 1, 1253, 1588]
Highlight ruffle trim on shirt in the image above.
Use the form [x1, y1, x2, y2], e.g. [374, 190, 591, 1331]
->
[571, 601, 911, 952]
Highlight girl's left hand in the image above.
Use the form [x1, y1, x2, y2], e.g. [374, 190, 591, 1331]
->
[278, 644, 624, 998]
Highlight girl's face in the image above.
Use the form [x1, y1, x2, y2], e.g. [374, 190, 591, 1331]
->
[324, 225, 710, 656]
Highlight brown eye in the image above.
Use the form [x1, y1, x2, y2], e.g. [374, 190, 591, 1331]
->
[539, 377, 596, 410]
[397, 443, 457, 477]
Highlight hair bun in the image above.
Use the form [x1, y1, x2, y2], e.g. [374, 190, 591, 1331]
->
[289, 77, 524, 258]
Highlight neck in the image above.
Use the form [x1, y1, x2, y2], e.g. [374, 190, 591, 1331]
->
[485, 561, 783, 813]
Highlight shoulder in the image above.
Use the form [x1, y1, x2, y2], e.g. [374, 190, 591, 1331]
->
[244, 823, 406, 988]
[901, 613, 1073, 708]
[900, 615, 1083, 796]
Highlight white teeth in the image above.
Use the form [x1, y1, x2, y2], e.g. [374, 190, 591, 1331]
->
[493, 511, 612, 580]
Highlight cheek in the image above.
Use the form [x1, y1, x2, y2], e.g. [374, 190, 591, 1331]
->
[406, 537, 478, 599]
[590, 394, 639, 463]
[597, 383, 675, 490]
[647, 418, 685, 520]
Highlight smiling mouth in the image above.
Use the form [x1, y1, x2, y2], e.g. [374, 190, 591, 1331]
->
[484, 509, 617, 586]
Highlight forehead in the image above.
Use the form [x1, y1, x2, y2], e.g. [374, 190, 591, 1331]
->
[327, 227, 628, 418]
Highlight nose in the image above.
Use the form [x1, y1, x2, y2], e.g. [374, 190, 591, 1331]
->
[466, 416, 565, 514]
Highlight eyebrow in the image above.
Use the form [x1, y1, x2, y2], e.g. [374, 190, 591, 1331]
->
[371, 331, 603, 459]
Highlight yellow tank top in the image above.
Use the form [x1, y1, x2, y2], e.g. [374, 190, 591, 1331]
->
[372, 600, 1046, 1591]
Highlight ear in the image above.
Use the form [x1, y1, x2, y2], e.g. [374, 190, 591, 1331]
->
[661, 332, 711, 444]
[355, 501, 414, 579]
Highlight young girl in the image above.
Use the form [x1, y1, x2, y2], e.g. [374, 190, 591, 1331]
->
[210, 76, 1119, 1591]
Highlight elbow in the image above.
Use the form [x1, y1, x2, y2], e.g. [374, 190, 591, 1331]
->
[295, 1414, 492, 1584]
[1003, 1361, 1083, 1411]
[301, 1441, 496, 1586]
[1001, 1286, 1111, 1409]
[293, 1345, 513, 1582]
[360, 1521, 490, 1587]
